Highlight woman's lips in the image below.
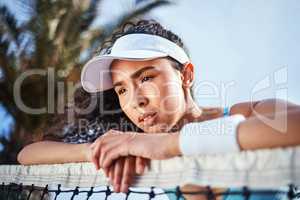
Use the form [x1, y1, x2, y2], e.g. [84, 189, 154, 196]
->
[138, 112, 157, 126]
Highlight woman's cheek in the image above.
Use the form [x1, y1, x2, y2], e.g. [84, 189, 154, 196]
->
[119, 91, 135, 111]
[142, 81, 161, 98]
[162, 97, 183, 115]
[159, 83, 185, 115]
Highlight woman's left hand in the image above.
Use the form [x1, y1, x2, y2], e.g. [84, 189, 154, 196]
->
[107, 156, 149, 193]
[90, 129, 180, 170]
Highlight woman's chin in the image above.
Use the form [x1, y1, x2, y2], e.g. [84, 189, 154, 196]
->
[141, 123, 172, 133]
[141, 126, 159, 133]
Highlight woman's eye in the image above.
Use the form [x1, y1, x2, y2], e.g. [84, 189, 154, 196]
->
[141, 76, 153, 83]
[118, 88, 126, 95]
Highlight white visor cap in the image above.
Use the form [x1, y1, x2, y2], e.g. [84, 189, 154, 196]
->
[81, 33, 190, 93]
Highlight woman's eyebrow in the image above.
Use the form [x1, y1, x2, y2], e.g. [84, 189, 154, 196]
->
[113, 80, 125, 88]
[130, 66, 156, 79]
[113, 66, 157, 87]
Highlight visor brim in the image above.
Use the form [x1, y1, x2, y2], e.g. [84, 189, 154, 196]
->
[81, 50, 167, 93]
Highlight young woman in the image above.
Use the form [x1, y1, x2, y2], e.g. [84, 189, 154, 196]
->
[80, 19, 300, 200]
[18, 19, 300, 200]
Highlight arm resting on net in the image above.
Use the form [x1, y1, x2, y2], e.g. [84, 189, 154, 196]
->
[17, 141, 91, 165]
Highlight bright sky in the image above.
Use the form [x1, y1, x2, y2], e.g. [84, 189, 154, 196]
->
[145, 0, 300, 108]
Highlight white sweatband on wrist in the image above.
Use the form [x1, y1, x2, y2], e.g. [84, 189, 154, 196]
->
[179, 114, 246, 155]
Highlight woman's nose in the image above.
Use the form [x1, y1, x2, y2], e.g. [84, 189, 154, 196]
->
[134, 95, 149, 108]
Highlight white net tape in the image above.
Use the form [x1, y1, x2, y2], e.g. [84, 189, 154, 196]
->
[1, 145, 300, 189]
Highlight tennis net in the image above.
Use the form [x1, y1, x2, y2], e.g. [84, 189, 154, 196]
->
[1, 145, 300, 200]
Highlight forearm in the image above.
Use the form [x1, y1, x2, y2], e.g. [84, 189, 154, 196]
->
[238, 109, 300, 150]
[173, 109, 300, 156]
[17, 141, 91, 165]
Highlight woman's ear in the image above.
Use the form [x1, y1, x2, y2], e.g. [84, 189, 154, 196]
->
[181, 62, 195, 88]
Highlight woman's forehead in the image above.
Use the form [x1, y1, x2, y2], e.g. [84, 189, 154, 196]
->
[110, 58, 171, 79]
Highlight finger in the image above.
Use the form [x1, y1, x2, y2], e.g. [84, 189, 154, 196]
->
[91, 144, 101, 170]
[102, 157, 111, 177]
[99, 140, 125, 169]
[91, 135, 122, 170]
[113, 158, 124, 193]
[99, 133, 136, 169]
[102, 130, 123, 140]
[145, 158, 151, 169]
[91, 149, 100, 170]
[90, 142, 96, 148]
[108, 164, 115, 185]
[92, 138, 111, 170]
[102, 145, 130, 169]
[135, 157, 145, 175]
[91, 158, 98, 170]
[144, 159, 150, 173]
[90, 138, 100, 148]
[103, 166, 109, 177]
[121, 156, 135, 193]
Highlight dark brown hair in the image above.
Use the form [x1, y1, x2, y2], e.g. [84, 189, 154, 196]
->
[43, 87, 141, 143]
[97, 19, 190, 58]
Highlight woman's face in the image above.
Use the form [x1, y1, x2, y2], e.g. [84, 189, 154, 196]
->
[110, 58, 187, 133]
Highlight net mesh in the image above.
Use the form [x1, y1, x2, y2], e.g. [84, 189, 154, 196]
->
[1, 183, 299, 200]
[1, 145, 300, 200]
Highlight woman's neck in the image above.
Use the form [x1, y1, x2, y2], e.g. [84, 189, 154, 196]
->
[172, 95, 224, 132]
[170, 94, 202, 132]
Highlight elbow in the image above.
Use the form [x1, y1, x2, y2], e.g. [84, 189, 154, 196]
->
[17, 148, 25, 165]
[17, 147, 27, 165]
[17, 145, 32, 165]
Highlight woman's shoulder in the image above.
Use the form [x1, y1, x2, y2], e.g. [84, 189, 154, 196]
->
[191, 99, 267, 123]
[198, 106, 225, 121]
[199, 103, 251, 122]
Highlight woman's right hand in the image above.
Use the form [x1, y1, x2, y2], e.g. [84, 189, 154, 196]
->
[86, 142, 149, 193]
